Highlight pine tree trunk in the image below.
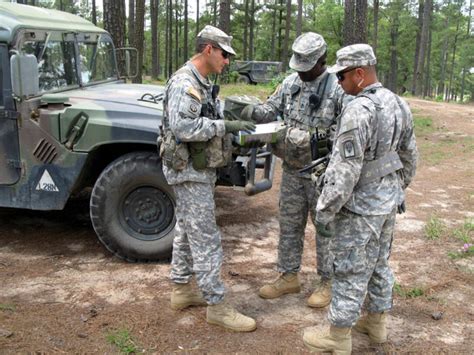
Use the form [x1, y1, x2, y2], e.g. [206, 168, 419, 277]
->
[128, 0, 135, 46]
[91, 0, 97, 25]
[438, 14, 450, 98]
[219, 1, 231, 34]
[388, 2, 400, 93]
[282, 0, 291, 70]
[372, 0, 379, 55]
[447, 15, 461, 102]
[184, 0, 188, 61]
[249, 0, 255, 60]
[296, 0, 303, 37]
[343, 0, 355, 45]
[213, 0, 217, 27]
[151, 0, 159, 79]
[132, 0, 145, 83]
[411, 0, 423, 95]
[278, 0, 283, 62]
[270, 1, 277, 60]
[103, 0, 126, 76]
[175, 2, 179, 71]
[423, 27, 432, 98]
[414, 0, 431, 97]
[354, 0, 367, 43]
[196, 0, 200, 36]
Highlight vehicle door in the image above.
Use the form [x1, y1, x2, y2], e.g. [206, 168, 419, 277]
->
[0, 43, 21, 185]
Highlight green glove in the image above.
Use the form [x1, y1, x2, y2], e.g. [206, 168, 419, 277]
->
[316, 221, 334, 238]
[224, 120, 256, 134]
[240, 104, 256, 121]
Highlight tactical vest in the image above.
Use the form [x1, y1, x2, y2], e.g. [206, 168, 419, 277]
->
[280, 72, 337, 170]
[161, 64, 232, 171]
[356, 88, 406, 186]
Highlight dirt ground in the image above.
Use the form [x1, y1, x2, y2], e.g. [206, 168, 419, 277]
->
[0, 98, 473, 353]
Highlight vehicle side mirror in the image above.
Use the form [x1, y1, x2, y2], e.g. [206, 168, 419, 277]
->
[115, 47, 138, 79]
[10, 53, 39, 98]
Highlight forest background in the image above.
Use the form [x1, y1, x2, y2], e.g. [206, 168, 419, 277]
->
[18, 0, 474, 102]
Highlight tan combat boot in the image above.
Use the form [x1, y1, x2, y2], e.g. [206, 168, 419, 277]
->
[258, 273, 301, 299]
[303, 325, 352, 355]
[307, 278, 332, 308]
[354, 312, 387, 344]
[170, 283, 207, 310]
[206, 302, 257, 332]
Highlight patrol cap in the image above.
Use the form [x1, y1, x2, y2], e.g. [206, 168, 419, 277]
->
[197, 25, 236, 56]
[289, 32, 327, 72]
[327, 43, 377, 73]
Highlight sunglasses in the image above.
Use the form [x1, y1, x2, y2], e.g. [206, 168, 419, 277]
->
[336, 67, 358, 81]
[212, 45, 231, 60]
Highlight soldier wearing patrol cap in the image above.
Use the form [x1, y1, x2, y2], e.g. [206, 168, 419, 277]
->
[302, 44, 418, 353]
[161, 25, 256, 332]
[241, 32, 347, 308]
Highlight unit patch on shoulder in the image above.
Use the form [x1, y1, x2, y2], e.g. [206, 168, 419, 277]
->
[186, 87, 202, 102]
[338, 133, 360, 160]
[343, 140, 356, 158]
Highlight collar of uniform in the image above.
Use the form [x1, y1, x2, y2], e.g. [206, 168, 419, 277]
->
[186, 61, 212, 89]
[296, 69, 329, 90]
[359, 82, 382, 95]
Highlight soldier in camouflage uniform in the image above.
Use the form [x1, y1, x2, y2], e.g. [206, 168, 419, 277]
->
[241, 32, 346, 307]
[162, 25, 257, 332]
[303, 44, 418, 353]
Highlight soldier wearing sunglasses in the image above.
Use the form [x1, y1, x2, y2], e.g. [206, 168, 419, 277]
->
[161, 25, 257, 333]
[303, 44, 418, 353]
[241, 32, 348, 309]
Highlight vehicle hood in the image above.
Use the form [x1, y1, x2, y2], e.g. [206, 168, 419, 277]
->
[57, 82, 166, 151]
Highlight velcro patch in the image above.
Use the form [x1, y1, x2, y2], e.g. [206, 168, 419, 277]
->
[338, 133, 360, 160]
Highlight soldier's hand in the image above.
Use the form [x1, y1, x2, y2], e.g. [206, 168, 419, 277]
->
[316, 221, 334, 238]
[224, 120, 256, 134]
[240, 104, 256, 121]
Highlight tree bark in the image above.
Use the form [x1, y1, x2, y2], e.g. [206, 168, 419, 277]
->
[372, 0, 379, 55]
[343, 0, 355, 45]
[296, 0, 303, 37]
[243, 0, 249, 60]
[132, 0, 145, 83]
[196, 0, 200, 36]
[423, 27, 432, 98]
[414, 0, 431, 97]
[411, 0, 423, 95]
[151, 0, 160, 79]
[354, 0, 367, 43]
[270, 0, 277, 60]
[388, 1, 401, 93]
[219, 1, 231, 34]
[438, 13, 450, 98]
[128, 0, 135, 46]
[213, 0, 218, 27]
[184, 0, 188, 61]
[103, 0, 126, 76]
[282, 0, 292, 70]
[249, 0, 256, 60]
[91, 0, 97, 25]
[447, 10, 461, 102]
[175, 1, 179, 71]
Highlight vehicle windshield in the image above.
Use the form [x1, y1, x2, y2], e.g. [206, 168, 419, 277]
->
[21, 33, 118, 94]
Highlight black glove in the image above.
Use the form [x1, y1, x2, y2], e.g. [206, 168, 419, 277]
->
[397, 201, 406, 214]
[240, 104, 256, 121]
[316, 221, 334, 238]
[224, 120, 256, 134]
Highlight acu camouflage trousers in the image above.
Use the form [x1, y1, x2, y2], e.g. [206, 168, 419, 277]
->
[169, 181, 225, 305]
[277, 168, 332, 279]
[328, 208, 396, 328]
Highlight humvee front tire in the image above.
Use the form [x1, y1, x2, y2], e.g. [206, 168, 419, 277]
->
[237, 75, 250, 84]
[90, 151, 175, 262]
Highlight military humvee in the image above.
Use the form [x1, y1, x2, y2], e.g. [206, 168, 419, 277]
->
[232, 61, 282, 84]
[0, 3, 274, 261]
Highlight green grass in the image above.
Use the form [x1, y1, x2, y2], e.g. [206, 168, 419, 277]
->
[394, 282, 425, 298]
[424, 215, 445, 240]
[106, 329, 138, 354]
[452, 218, 474, 243]
[220, 83, 274, 101]
[0, 303, 15, 312]
[448, 245, 474, 260]
[414, 115, 436, 136]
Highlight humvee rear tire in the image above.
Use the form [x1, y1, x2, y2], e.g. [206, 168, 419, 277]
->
[237, 75, 250, 84]
[90, 151, 175, 262]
